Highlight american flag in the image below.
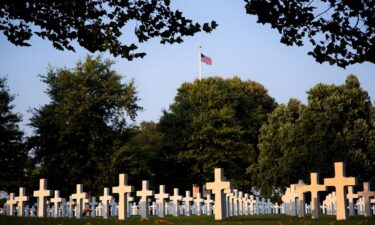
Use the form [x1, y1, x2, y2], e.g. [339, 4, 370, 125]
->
[201, 53, 213, 65]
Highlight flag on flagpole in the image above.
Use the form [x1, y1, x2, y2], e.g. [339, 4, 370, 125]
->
[201, 53, 213, 65]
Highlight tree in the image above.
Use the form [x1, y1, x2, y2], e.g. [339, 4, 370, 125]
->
[111, 121, 162, 190]
[28, 55, 141, 195]
[0, 77, 28, 192]
[158, 77, 276, 191]
[0, 0, 217, 60]
[252, 75, 375, 198]
[245, 0, 374, 67]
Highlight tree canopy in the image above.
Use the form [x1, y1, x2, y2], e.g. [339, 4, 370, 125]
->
[245, 0, 375, 67]
[0, 0, 217, 60]
[28, 56, 141, 195]
[158, 77, 276, 191]
[0, 77, 28, 192]
[250, 75, 375, 198]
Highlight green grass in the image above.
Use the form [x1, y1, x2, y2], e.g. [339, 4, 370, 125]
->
[1, 215, 374, 225]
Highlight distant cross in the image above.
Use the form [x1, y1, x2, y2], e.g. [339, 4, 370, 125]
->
[66, 196, 75, 218]
[90, 197, 98, 217]
[33, 179, 52, 218]
[324, 162, 357, 220]
[6, 193, 17, 216]
[131, 202, 138, 215]
[112, 173, 134, 220]
[204, 193, 214, 216]
[194, 193, 204, 215]
[136, 180, 154, 218]
[155, 185, 169, 218]
[224, 188, 233, 217]
[371, 204, 375, 215]
[100, 187, 113, 219]
[183, 191, 193, 216]
[347, 186, 358, 216]
[206, 168, 231, 220]
[302, 172, 326, 219]
[71, 184, 87, 219]
[15, 187, 29, 217]
[233, 189, 239, 216]
[274, 202, 280, 214]
[170, 188, 182, 216]
[357, 182, 375, 217]
[150, 202, 157, 215]
[238, 191, 244, 215]
[50, 190, 63, 218]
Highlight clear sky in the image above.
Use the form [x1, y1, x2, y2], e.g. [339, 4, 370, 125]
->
[1, 0, 374, 136]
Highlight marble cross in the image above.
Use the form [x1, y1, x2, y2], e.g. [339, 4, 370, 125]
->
[112, 173, 134, 220]
[206, 168, 230, 220]
[15, 187, 29, 217]
[324, 162, 357, 220]
[33, 179, 52, 218]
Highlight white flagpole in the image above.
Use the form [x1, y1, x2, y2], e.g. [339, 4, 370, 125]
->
[198, 46, 202, 81]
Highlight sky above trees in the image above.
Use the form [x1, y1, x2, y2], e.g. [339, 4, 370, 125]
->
[1, 0, 374, 135]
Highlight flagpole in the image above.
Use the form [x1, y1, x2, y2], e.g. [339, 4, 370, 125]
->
[198, 46, 202, 81]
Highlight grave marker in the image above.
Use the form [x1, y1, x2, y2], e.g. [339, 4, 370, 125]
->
[357, 182, 375, 217]
[112, 173, 134, 220]
[136, 180, 154, 218]
[33, 179, 52, 218]
[324, 162, 357, 220]
[302, 172, 326, 219]
[15, 187, 29, 217]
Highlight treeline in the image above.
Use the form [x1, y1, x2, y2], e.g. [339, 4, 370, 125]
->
[1, 56, 374, 199]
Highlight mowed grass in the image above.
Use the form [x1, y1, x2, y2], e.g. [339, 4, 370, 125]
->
[1, 215, 375, 225]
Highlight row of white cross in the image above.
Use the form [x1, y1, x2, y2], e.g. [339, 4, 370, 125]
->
[1, 162, 374, 221]
[281, 162, 375, 220]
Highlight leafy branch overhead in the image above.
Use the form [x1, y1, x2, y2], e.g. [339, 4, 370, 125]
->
[245, 0, 375, 68]
[0, 0, 217, 60]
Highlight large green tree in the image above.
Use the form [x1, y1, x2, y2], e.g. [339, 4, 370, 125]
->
[251, 75, 375, 197]
[111, 121, 162, 190]
[28, 56, 141, 195]
[0, 77, 28, 192]
[245, 0, 374, 67]
[0, 0, 217, 60]
[158, 77, 276, 191]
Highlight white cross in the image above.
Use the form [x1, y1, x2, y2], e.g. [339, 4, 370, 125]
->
[136, 180, 153, 218]
[357, 182, 375, 217]
[71, 184, 87, 219]
[206, 168, 231, 220]
[204, 193, 214, 215]
[6, 193, 17, 216]
[50, 190, 63, 218]
[169, 188, 182, 217]
[100, 187, 113, 219]
[347, 186, 358, 216]
[66, 196, 75, 218]
[238, 191, 244, 215]
[183, 191, 193, 216]
[224, 189, 233, 217]
[15, 187, 29, 217]
[112, 173, 133, 220]
[194, 192, 204, 215]
[90, 197, 98, 217]
[131, 202, 138, 215]
[155, 185, 169, 217]
[302, 172, 326, 219]
[150, 202, 157, 215]
[33, 179, 52, 218]
[324, 162, 357, 220]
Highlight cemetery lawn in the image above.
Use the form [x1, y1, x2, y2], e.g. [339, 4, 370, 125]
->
[1, 215, 375, 225]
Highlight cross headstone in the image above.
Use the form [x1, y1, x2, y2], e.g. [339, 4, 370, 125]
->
[324, 162, 357, 220]
[155, 185, 169, 217]
[110, 198, 118, 216]
[89, 197, 98, 217]
[71, 184, 87, 219]
[24, 205, 30, 217]
[136, 180, 154, 218]
[150, 202, 157, 215]
[33, 179, 52, 218]
[112, 173, 134, 220]
[183, 190, 193, 216]
[347, 186, 358, 216]
[100, 187, 113, 219]
[206, 168, 231, 220]
[96, 202, 103, 217]
[357, 182, 375, 217]
[238, 191, 244, 215]
[15, 187, 29, 217]
[6, 193, 17, 216]
[131, 202, 138, 215]
[302, 172, 326, 219]
[66, 197, 75, 218]
[194, 192, 204, 215]
[204, 193, 214, 216]
[170, 188, 182, 217]
[224, 189, 233, 217]
[50, 190, 63, 218]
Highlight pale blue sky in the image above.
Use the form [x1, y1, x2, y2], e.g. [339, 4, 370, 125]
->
[1, 0, 374, 136]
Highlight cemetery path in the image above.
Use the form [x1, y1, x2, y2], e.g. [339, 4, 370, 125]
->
[1, 215, 374, 225]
